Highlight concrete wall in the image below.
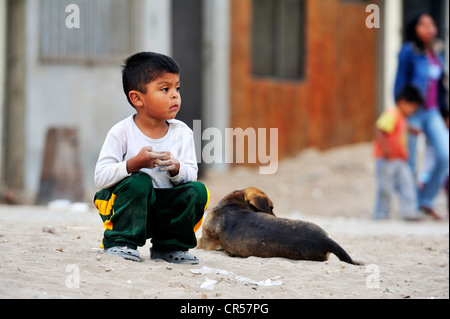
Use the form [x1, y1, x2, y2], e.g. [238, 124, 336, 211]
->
[202, 0, 230, 171]
[23, 0, 172, 199]
[381, 0, 403, 109]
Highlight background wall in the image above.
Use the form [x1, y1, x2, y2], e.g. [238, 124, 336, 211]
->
[231, 0, 378, 164]
[24, 0, 172, 198]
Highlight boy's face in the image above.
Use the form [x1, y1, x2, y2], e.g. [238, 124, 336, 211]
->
[130, 72, 181, 121]
[397, 100, 419, 117]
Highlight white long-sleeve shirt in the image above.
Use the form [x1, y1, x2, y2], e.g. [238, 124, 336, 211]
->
[94, 114, 198, 189]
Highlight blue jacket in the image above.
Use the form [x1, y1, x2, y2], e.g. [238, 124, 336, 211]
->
[394, 41, 448, 113]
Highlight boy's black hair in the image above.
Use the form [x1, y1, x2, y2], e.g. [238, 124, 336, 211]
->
[396, 85, 424, 106]
[122, 52, 180, 107]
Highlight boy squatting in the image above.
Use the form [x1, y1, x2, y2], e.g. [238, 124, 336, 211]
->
[93, 52, 210, 264]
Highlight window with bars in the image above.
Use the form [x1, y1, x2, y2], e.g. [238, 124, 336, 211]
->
[252, 0, 306, 80]
[39, 0, 140, 64]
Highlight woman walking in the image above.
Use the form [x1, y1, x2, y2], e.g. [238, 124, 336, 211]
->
[394, 12, 449, 220]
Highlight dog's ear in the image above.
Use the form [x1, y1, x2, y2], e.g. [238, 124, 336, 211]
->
[244, 188, 275, 215]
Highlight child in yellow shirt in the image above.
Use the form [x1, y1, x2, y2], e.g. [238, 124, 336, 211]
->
[373, 85, 424, 220]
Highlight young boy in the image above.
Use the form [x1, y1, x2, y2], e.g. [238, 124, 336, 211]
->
[373, 85, 424, 220]
[94, 52, 210, 264]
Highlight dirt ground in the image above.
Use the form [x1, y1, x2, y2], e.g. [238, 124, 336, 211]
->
[0, 143, 448, 299]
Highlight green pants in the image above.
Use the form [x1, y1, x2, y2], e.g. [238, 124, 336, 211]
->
[94, 172, 209, 252]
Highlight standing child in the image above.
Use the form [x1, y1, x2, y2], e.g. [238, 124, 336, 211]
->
[94, 52, 210, 264]
[373, 85, 424, 220]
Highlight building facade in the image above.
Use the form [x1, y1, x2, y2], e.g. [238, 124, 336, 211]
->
[0, 0, 448, 202]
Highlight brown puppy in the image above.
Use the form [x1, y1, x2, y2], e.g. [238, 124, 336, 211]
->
[198, 187, 362, 265]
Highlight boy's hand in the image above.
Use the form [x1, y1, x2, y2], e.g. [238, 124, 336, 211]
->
[408, 126, 422, 136]
[126, 147, 180, 176]
[375, 128, 391, 160]
[126, 147, 172, 173]
[382, 149, 391, 160]
[156, 152, 180, 177]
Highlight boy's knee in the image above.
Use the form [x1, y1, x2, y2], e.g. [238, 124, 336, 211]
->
[186, 182, 210, 210]
[121, 172, 154, 195]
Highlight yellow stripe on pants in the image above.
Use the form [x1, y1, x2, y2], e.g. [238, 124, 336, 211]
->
[194, 185, 210, 233]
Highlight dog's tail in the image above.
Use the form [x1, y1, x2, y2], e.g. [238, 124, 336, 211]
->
[328, 239, 364, 266]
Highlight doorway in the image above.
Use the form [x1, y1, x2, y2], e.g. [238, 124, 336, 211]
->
[171, 0, 204, 175]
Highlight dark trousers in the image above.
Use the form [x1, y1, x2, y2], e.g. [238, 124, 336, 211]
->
[94, 172, 209, 252]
